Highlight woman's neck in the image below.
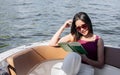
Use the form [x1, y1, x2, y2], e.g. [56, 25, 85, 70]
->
[83, 33, 93, 38]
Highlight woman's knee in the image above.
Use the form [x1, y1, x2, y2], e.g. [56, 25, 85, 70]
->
[62, 52, 81, 75]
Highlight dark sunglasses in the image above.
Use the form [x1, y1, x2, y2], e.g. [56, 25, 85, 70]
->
[76, 24, 88, 31]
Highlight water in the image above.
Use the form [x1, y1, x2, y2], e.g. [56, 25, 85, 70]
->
[0, 0, 120, 53]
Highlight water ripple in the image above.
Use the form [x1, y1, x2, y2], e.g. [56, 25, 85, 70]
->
[32, 33, 50, 36]
[12, 2, 33, 6]
[0, 43, 9, 49]
[35, 13, 42, 16]
[0, 36, 12, 41]
[1, 0, 120, 52]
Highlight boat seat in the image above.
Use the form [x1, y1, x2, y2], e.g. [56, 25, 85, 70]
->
[27, 60, 120, 75]
[27, 59, 63, 75]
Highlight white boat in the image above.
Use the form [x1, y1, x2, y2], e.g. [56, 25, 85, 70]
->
[0, 41, 120, 75]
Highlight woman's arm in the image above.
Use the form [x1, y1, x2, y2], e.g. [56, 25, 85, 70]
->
[49, 19, 72, 46]
[81, 38, 104, 68]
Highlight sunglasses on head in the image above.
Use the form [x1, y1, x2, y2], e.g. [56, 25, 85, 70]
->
[76, 24, 88, 31]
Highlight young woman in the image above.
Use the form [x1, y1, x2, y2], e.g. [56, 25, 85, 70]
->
[49, 12, 104, 75]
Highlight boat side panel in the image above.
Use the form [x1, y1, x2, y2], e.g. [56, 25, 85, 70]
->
[32, 46, 68, 60]
[95, 65, 120, 75]
[105, 47, 120, 68]
[7, 48, 44, 75]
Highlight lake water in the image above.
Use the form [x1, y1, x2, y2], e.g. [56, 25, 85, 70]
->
[0, 0, 120, 53]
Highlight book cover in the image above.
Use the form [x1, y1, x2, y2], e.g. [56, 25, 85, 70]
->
[58, 42, 87, 54]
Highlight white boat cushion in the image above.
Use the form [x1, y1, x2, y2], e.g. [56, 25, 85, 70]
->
[27, 60, 63, 75]
[27, 59, 120, 75]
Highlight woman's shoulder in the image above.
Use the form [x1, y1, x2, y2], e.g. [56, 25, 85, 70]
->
[95, 35, 102, 39]
[60, 33, 74, 42]
[64, 33, 73, 38]
[95, 35, 104, 44]
[68, 33, 75, 42]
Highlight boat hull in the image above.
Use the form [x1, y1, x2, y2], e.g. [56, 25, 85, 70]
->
[5, 45, 120, 75]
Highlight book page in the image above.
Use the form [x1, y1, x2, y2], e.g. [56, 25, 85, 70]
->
[58, 42, 73, 52]
[68, 42, 87, 54]
[59, 42, 87, 54]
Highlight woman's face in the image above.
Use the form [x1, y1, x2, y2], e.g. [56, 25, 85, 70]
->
[75, 20, 89, 36]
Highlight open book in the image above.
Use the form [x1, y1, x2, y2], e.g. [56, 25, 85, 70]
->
[58, 42, 87, 54]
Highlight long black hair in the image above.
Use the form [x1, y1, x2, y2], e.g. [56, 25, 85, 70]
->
[71, 12, 93, 41]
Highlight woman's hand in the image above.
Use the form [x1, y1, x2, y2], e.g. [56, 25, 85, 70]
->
[80, 54, 88, 62]
[62, 19, 73, 29]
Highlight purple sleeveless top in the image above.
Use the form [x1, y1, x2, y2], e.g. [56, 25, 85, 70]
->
[78, 35, 99, 61]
